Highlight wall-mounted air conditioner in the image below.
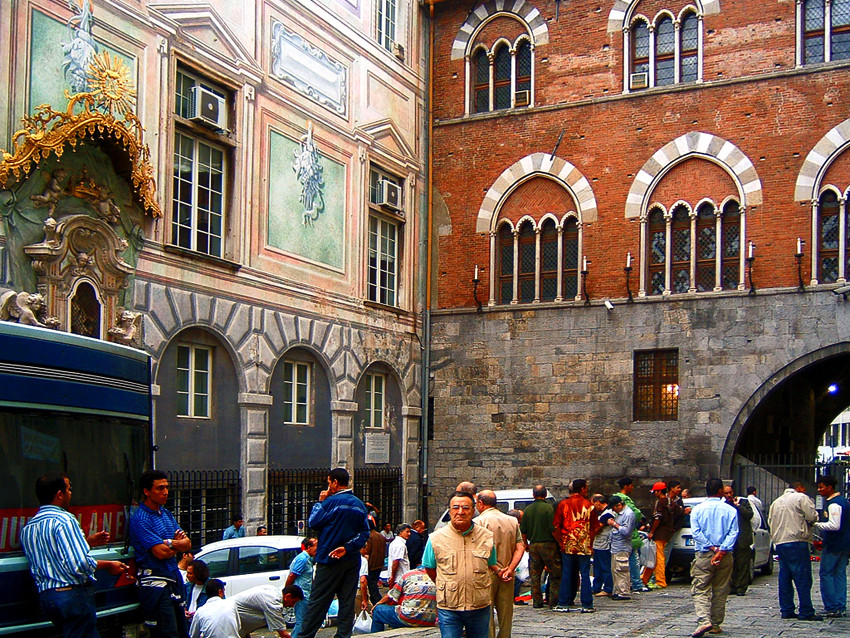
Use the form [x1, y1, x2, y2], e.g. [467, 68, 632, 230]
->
[376, 180, 402, 212]
[190, 85, 227, 130]
[515, 90, 530, 107]
[630, 72, 648, 90]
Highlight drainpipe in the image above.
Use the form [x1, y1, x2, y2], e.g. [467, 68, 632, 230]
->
[419, 0, 437, 523]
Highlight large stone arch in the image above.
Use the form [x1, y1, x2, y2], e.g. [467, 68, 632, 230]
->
[625, 132, 763, 219]
[721, 342, 850, 474]
[451, 0, 549, 60]
[476, 152, 597, 233]
[794, 118, 850, 202]
[607, 0, 720, 32]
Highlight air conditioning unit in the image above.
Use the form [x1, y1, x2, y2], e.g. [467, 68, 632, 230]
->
[630, 72, 648, 90]
[392, 42, 405, 62]
[190, 85, 227, 130]
[515, 90, 530, 107]
[376, 180, 402, 212]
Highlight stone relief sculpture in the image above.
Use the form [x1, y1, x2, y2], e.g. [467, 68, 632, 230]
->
[30, 169, 67, 218]
[0, 291, 60, 328]
[292, 122, 325, 226]
[107, 307, 141, 347]
[62, 0, 98, 94]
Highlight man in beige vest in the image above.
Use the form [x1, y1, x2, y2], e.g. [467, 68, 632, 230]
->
[423, 491, 500, 638]
[476, 491, 525, 638]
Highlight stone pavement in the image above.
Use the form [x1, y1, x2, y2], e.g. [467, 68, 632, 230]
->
[254, 565, 848, 638]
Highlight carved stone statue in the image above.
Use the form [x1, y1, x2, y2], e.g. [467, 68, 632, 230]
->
[107, 306, 142, 347]
[0, 291, 60, 328]
[30, 169, 67, 218]
[91, 186, 121, 224]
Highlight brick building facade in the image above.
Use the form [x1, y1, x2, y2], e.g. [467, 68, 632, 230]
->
[426, 0, 850, 515]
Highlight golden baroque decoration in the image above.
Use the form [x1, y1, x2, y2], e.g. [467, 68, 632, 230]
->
[0, 53, 160, 218]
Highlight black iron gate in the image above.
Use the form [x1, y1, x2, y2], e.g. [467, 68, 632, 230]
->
[167, 469, 242, 548]
[734, 454, 850, 507]
[267, 467, 403, 536]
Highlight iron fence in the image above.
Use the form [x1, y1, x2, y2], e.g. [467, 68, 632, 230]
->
[267, 467, 403, 536]
[167, 469, 242, 548]
[734, 454, 850, 509]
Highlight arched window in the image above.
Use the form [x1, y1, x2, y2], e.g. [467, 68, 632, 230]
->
[655, 16, 675, 86]
[516, 40, 532, 98]
[648, 208, 666, 296]
[680, 12, 699, 82]
[671, 205, 691, 293]
[563, 218, 579, 299]
[493, 44, 512, 111]
[540, 219, 558, 301]
[473, 49, 489, 113]
[819, 189, 840, 283]
[833, 0, 850, 60]
[517, 222, 536, 302]
[70, 282, 101, 338]
[632, 20, 650, 85]
[721, 201, 741, 290]
[804, 0, 827, 63]
[695, 202, 716, 292]
[498, 224, 514, 303]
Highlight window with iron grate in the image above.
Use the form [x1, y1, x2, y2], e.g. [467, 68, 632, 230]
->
[70, 282, 101, 338]
[634, 349, 679, 421]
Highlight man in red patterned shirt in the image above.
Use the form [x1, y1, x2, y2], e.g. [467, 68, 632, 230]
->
[553, 479, 601, 613]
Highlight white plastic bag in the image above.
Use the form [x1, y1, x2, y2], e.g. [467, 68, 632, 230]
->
[641, 539, 657, 569]
[353, 610, 372, 634]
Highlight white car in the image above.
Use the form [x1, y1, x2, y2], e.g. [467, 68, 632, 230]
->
[667, 497, 773, 581]
[194, 535, 303, 596]
[433, 488, 557, 531]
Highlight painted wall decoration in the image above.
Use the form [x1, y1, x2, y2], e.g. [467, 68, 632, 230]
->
[30, 6, 135, 114]
[268, 128, 345, 269]
[270, 20, 347, 116]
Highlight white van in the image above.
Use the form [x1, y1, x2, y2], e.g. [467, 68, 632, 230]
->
[433, 488, 557, 531]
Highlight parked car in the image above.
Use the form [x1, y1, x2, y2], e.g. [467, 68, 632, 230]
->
[666, 497, 773, 581]
[433, 488, 558, 531]
[194, 535, 303, 597]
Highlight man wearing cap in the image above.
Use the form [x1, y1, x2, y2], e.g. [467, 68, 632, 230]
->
[646, 482, 676, 588]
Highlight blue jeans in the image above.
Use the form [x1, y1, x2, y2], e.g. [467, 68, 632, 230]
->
[820, 550, 849, 613]
[138, 578, 188, 638]
[436, 606, 490, 638]
[39, 584, 98, 638]
[776, 542, 816, 618]
[292, 598, 309, 638]
[628, 548, 643, 589]
[592, 549, 613, 594]
[298, 559, 360, 638]
[559, 553, 592, 608]
[370, 603, 406, 632]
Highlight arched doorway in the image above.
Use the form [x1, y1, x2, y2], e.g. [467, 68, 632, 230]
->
[724, 344, 850, 503]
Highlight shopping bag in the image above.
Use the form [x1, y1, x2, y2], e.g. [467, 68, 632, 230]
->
[353, 610, 372, 634]
[641, 539, 657, 569]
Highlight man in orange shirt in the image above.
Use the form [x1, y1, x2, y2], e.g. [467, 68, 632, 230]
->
[552, 479, 601, 613]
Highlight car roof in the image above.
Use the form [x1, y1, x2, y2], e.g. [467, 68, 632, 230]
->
[197, 535, 303, 554]
[492, 489, 550, 501]
[684, 497, 709, 506]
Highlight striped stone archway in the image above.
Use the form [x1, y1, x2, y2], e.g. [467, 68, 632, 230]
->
[476, 152, 597, 232]
[451, 0, 549, 60]
[625, 132, 763, 218]
[794, 118, 850, 202]
[606, 0, 720, 31]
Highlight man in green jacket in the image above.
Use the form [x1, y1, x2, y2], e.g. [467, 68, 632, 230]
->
[520, 485, 562, 609]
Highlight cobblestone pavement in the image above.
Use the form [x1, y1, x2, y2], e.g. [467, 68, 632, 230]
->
[253, 564, 848, 638]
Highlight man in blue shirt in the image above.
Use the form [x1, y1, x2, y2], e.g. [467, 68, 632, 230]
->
[296, 468, 370, 638]
[21, 472, 130, 638]
[688, 478, 739, 638]
[129, 469, 193, 638]
[285, 537, 318, 638]
[222, 515, 246, 540]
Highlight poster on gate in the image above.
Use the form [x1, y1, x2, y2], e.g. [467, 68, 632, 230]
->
[0, 504, 128, 553]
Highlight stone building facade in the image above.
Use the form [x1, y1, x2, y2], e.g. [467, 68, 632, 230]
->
[0, 0, 427, 528]
[426, 0, 850, 516]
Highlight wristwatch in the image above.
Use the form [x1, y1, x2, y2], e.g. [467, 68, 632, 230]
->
[164, 538, 173, 549]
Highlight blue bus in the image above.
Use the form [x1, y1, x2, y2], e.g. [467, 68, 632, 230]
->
[0, 322, 152, 637]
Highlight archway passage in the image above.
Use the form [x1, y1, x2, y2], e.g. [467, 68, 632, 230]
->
[730, 348, 850, 502]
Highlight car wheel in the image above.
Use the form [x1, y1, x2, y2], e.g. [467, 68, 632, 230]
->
[759, 546, 775, 575]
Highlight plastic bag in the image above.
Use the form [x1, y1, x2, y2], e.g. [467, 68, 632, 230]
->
[641, 539, 657, 569]
[353, 610, 372, 634]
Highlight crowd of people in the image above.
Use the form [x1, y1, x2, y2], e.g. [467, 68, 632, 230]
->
[17, 467, 849, 638]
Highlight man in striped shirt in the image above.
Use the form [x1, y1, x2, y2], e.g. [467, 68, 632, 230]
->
[21, 472, 130, 638]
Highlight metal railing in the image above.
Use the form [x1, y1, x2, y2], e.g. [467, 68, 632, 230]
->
[167, 469, 242, 548]
[734, 454, 850, 509]
[267, 467, 404, 536]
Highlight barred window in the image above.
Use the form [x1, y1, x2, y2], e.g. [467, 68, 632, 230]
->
[634, 349, 679, 421]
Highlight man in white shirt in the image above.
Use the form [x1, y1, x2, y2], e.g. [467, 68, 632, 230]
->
[232, 584, 303, 637]
[189, 580, 239, 638]
[387, 524, 412, 588]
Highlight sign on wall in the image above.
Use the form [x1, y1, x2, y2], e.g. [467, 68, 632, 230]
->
[364, 432, 391, 464]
